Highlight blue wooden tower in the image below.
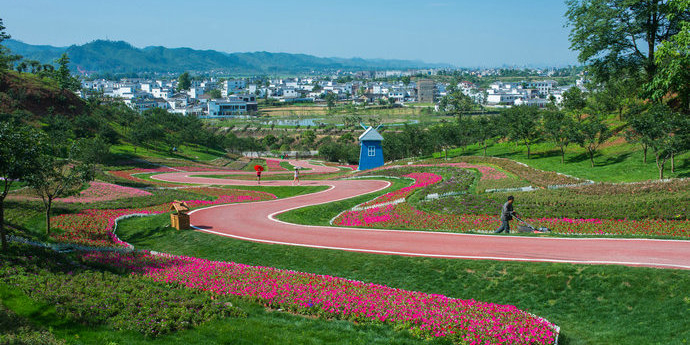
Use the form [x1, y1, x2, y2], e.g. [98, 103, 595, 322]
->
[357, 125, 384, 171]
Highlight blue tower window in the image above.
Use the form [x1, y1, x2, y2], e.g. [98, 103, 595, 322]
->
[368, 146, 376, 156]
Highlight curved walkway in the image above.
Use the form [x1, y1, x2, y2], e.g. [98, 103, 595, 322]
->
[152, 160, 690, 270]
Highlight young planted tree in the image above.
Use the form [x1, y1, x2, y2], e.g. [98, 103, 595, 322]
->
[0, 123, 45, 250]
[626, 106, 659, 163]
[474, 116, 500, 156]
[640, 105, 690, 179]
[27, 156, 94, 235]
[571, 114, 611, 167]
[501, 105, 541, 159]
[543, 110, 576, 163]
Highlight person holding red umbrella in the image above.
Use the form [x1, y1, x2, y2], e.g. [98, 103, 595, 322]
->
[254, 164, 264, 184]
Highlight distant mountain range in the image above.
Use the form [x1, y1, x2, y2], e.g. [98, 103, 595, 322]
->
[4, 39, 450, 75]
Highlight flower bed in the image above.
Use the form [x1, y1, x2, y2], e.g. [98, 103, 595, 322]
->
[51, 189, 276, 247]
[337, 173, 690, 238]
[265, 159, 286, 171]
[358, 173, 442, 208]
[82, 251, 559, 344]
[108, 167, 181, 186]
[364, 164, 507, 181]
[0, 246, 244, 337]
[54, 182, 152, 203]
[336, 202, 690, 237]
[430, 157, 581, 187]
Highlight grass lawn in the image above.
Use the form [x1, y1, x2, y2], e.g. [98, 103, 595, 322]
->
[275, 178, 411, 225]
[215, 185, 329, 199]
[111, 143, 226, 162]
[440, 140, 690, 183]
[116, 214, 690, 345]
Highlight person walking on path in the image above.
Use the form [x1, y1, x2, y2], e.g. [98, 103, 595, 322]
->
[495, 195, 517, 233]
[256, 168, 263, 185]
[292, 167, 300, 186]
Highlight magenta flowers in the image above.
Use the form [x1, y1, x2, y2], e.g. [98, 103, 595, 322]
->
[82, 251, 559, 344]
[336, 173, 690, 237]
[266, 159, 286, 171]
[51, 189, 276, 247]
[56, 182, 152, 203]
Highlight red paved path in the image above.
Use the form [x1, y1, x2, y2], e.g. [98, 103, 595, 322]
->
[152, 160, 690, 270]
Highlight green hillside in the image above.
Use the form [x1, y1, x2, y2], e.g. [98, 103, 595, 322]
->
[6, 39, 448, 75]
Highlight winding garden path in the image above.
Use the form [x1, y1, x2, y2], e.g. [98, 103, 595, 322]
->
[152, 160, 690, 270]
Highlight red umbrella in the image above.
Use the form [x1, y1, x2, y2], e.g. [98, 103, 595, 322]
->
[254, 165, 264, 172]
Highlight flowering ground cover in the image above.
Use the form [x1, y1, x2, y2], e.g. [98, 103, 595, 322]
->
[0, 302, 65, 345]
[81, 250, 559, 344]
[336, 202, 690, 237]
[336, 173, 690, 238]
[50, 188, 276, 247]
[428, 157, 581, 187]
[54, 182, 152, 203]
[361, 163, 507, 181]
[108, 166, 237, 186]
[357, 173, 442, 208]
[0, 245, 245, 337]
[265, 159, 287, 171]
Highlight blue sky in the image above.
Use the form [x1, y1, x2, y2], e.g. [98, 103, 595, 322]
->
[0, 0, 579, 67]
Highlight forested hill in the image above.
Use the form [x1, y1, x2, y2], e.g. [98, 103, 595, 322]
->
[5, 39, 449, 75]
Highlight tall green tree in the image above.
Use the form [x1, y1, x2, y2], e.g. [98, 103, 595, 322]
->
[561, 87, 588, 115]
[566, 0, 689, 83]
[501, 105, 541, 159]
[0, 123, 45, 250]
[0, 18, 20, 71]
[26, 156, 94, 235]
[54, 53, 80, 91]
[177, 71, 191, 91]
[646, 0, 690, 113]
[439, 84, 474, 119]
[325, 93, 337, 112]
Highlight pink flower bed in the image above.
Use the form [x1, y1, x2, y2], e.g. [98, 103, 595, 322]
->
[56, 182, 152, 203]
[266, 159, 287, 171]
[51, 190, 276, 247]
[359, 173, 442, 208]
[82, 251, 559, 344]
[368, 164, 507, 181]
[336, 175, 690, 237]
[339, 165, 359, 170]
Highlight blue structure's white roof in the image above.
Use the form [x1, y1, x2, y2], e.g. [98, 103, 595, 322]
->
[358, 126, 384, 141]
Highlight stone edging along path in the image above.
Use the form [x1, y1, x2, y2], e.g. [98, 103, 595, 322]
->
[151, 159, 690, 270]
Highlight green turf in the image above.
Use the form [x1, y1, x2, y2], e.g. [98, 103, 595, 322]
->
[216, 185, 329, 199]
[439, 139, 690, 183]
[274, 178, 410, 226]
[111, 143, 226, 162]
[115, 214, 690, 345]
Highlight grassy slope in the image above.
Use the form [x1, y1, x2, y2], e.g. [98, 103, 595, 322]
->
[441, 139, 690, 183]
[116, 215, 690, 345]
